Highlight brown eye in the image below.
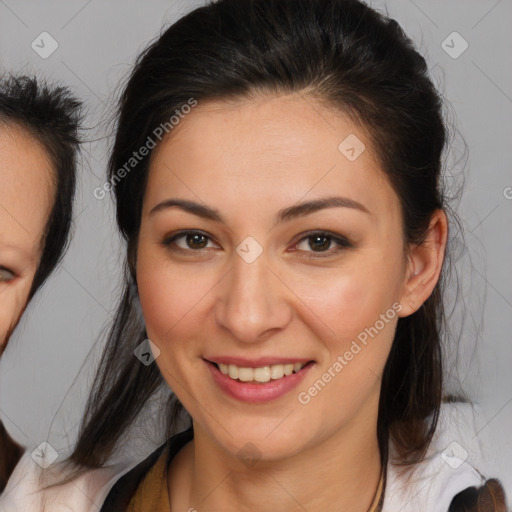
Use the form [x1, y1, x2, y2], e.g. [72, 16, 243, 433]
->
[184, 233, 209, 249]
[294, 231, 352, 258]
[162, 230, 217, 252]
[0, 266, 15, 282]
[307, 235, 332, 251]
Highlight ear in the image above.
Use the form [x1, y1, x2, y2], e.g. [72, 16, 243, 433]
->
[398, 209, 448, 318]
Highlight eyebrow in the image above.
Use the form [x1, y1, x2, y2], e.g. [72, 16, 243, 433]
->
[150, 196, 370, 226]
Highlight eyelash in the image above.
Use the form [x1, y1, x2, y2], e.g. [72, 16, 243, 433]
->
[162, 230, 352, 259]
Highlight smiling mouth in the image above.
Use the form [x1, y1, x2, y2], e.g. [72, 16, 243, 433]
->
[206, 360, 315, 383]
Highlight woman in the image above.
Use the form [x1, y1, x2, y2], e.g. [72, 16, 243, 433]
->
[8, 0, 508, 510]
[0, 75, 82, 493]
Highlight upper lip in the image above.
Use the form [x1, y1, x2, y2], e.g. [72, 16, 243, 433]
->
[204, 356, 314, 367]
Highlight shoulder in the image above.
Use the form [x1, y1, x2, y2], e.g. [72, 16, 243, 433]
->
[0, 428, 193, 512]
[382, 401, 509, 512]
[0, 450, 134, 512]
[100, 427, 194, 511]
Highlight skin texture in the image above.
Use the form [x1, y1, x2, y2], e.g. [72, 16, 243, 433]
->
[136, 93, 448, 511]
[0, 124, 53, 356]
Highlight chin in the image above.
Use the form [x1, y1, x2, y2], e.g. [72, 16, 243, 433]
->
[200, 416, 313, 462]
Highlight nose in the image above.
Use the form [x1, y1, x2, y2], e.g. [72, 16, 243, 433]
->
[214, 247, 292, 343]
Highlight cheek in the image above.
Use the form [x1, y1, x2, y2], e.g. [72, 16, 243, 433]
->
[291, 260, 402, 344]
[293, 272, 401, 425]
[136, 248, 214, 351]
[136, 253, 222, 395]
[0, 306, 11, 348]
[0, 288, 30, 349]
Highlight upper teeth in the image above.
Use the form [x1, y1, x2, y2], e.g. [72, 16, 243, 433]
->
[218, 362, 307, 383]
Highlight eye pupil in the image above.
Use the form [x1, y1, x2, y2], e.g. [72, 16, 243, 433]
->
[309, 235, 330, 251]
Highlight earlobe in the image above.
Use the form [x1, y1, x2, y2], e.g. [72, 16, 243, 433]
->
[398, 209, 448, 317]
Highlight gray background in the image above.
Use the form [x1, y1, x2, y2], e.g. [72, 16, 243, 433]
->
[0, 0, 511, 493]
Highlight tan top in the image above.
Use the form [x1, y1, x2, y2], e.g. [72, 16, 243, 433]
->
[126, 445, 385, 512]
[126, 447, 170, 511]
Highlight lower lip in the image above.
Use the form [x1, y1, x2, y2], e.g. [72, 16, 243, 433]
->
[205, 360, 315, 403]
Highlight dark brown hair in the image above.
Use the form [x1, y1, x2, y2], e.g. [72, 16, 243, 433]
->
[69, 4, 504, 507]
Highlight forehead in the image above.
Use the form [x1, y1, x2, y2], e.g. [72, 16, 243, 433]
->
[145, 93, 400, 223]
[0, 124, 54, 256]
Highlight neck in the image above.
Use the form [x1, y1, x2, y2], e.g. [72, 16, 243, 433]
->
[169, 407, 383, 512]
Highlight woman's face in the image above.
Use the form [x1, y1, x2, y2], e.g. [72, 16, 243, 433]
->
[0, 125, 53, 355]
[136, 93, 421, 460]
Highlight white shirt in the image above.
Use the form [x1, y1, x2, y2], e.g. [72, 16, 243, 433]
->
[0, 451, 132, 511]
[382, 401, 486, 510]
[0, 402, 489, 511]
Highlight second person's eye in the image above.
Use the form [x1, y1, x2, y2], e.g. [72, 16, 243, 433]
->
[0, 266, 16, 282]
